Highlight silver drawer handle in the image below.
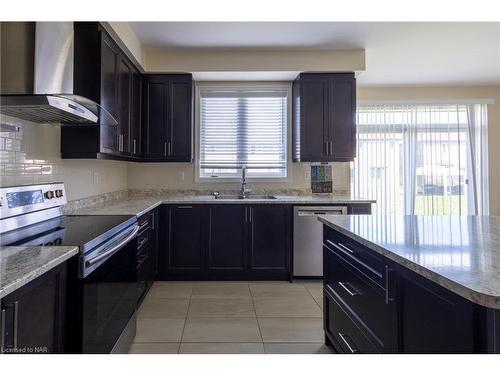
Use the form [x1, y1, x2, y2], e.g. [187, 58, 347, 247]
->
[337, 242, 355, 254]
[338, 332, 360, 353]
[325, 240, 355, 254]
[338, 281, 361, 297]
[177, 206, 193, 209]
[385, 265, 394, 304]
[1, 308, 5, 350]
[13, 301, 18, 349]
[138, 237, 148, 247]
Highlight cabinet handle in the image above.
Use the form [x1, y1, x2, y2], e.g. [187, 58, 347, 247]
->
[336, 242, 355, 254]
[385, 265, 393, 304]
[138, 237, 148, 248]
[13, 301, 18, 349]
[338, 281, 361, 297]
[164, 142, 167, 156]
[338, 333, 359, 353]
[177, 206, 192, 209]
[245, 207, 248, 223]
[168, 141, 172, 156]
[133, 139, 137, 154]
[329, 141, 333, 156]
[249, 207, 252, 223]
[1, 308, 5, 351]
[326, 240, 355, 255]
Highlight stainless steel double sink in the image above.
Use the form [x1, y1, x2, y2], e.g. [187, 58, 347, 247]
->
[213, 194, 277, 200]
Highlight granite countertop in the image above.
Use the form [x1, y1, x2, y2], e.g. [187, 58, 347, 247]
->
[69, 195, 375, 217]
[0, 246, 79, 299]
[318, 215, 500, 309]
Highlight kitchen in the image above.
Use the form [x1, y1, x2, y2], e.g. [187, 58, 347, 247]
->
[1, 1, 500, 372]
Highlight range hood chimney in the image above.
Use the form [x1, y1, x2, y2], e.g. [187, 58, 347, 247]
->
[0, 22, 116, 125]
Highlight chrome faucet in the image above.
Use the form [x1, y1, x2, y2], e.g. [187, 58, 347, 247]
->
[240, 166, 251, 198]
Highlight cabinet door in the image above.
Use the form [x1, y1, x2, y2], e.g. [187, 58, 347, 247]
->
[99, 34, 119, 154]
[328, 74, 356, 161]
[165, 205, 204, 273]
[207, 205, 247, 275]
[117, 55, 132, 155]
[398, 269, 475, 353]
[299, 77, 329, 162]
[130, 69, 142, 157]
[143, 76, 168, 159]
[167, 76, 192, 161]
[248, 205, 291, 278]
[1, 263, 67, 353]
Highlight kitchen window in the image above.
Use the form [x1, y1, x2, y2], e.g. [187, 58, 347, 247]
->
[197, 85, 288, 179]
[351, 103, 489, 215]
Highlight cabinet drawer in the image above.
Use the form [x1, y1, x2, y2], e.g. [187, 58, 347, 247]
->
[138, 210, 156, 233]
[324, 245, 396, 351]
[325, 289, 379, 354]
[324, 226, 385, 287]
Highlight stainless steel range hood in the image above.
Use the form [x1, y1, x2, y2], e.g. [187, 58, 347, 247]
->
[0, 22, 116, 125]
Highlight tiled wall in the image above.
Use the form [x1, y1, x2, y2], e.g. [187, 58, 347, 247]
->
[0, 115, 128, 201]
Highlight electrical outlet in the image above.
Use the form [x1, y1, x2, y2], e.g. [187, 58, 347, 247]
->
[304, 170, 311, 181]
[93, 171, 99, 185]
[178, 171, 185, 181]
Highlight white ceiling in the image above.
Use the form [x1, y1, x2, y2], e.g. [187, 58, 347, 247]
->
[129, 22, 500, 86]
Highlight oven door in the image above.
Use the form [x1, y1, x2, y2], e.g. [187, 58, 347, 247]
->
[80, 224, 139, 353]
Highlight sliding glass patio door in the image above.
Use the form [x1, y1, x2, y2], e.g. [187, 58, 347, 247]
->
[351, 104, 488, 215]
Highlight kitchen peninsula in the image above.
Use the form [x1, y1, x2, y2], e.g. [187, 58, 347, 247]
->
[319, 215, 500, 353]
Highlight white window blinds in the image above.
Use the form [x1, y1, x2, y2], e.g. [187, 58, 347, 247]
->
[199, 88, 288, 178]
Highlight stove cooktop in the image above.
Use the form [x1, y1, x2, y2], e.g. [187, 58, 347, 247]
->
[0, 214, 137, 254]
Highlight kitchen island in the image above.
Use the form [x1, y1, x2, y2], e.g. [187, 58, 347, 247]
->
[318, 215, 500, 353]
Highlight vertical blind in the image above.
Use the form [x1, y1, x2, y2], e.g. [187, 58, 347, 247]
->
[351, 104, 489, 215]
[199, 88, 288, 178]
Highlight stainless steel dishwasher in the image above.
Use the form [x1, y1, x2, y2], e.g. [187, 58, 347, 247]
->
[293, 205, 347, 277]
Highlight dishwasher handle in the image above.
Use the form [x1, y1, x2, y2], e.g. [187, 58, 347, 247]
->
[297, 207, 347, 216]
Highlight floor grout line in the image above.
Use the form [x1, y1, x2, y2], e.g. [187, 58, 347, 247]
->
[248, 282, 266, 353]
[303, 283, 323, 310]
[177, 285, 193, 352]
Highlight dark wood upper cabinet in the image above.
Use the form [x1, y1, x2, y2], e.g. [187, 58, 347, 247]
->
[61, 22, 142, 160]
[117, 55, 133, 155]
[98, 33, 119, 155]
[131, 70, 142, 158]
[143, 74, 193, 162]
[293, 73, 356, 162]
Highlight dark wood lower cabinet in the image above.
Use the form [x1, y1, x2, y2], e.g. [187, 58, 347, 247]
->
[323, 225, 500, 353]
[137, 208, 159, 305]
[249, 205, 292, 279]
[1, 263, 67, 354]
[159, 205, 205, 279]
[158, 204, 292, 281]
[206, 205, 247, 276]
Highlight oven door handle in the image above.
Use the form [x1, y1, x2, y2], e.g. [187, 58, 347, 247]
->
[85, 225, 139, 267]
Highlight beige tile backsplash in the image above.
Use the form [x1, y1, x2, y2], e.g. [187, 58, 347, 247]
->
[0, 115, 127, 201]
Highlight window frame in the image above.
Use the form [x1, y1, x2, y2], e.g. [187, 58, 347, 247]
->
[195, 81, 292, 182]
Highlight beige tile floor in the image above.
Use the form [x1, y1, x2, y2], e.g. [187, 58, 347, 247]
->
[129, 280, 334, 354]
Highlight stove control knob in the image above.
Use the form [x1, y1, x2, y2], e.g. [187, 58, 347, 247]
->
[55, 189, 64, 198]
[45, 191, 55, 200]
